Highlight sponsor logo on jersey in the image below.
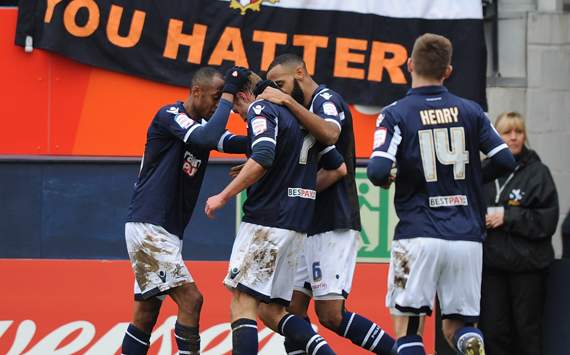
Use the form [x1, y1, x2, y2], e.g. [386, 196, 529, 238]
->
[229, 0, 279, 15]
[182, 151, 202, 177]
[319, 92, 333, 100]
[287, 188, 316, 200]
[508, 188, 525, 206]
[175, 113, 194, 129]
[252, 104, 265, 115]
[322, 102, 338, 116]
[428, 195, 468, 208]
[373, 128, 387, 149]
[251, 117, 267, 135]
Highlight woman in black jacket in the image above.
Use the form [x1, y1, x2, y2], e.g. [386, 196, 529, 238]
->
[479, 112, 559, 355]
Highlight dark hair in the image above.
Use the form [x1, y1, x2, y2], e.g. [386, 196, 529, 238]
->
[411, 33, 452, 80]
[267, 53, 306, 73]
[190, 67, 222, 87]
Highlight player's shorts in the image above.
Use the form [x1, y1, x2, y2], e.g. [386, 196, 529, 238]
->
[125, 222, 193, 301]
[224, 222, 305, 306]
[386, 237, 482, 323]
[294, 229, 360, 300]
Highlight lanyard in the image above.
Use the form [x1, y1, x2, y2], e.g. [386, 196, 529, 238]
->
[494, 165, 520, 204]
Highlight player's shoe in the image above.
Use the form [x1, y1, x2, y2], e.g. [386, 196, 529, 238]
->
[459, 334, 485, 355]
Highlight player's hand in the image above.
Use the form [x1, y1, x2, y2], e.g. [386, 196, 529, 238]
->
[485, 212, 504, 229]
[258, 86, 291, 105]
[229, 163, 245, 178]
[222, 66, 251, 95]
[205, 194, 228, 219]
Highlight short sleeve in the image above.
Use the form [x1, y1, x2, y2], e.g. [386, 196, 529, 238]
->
[158, 105, 201, 143]
[311, 90, 343, 132]
[369, 109, 402, 162]
[247, 102, 278, 151]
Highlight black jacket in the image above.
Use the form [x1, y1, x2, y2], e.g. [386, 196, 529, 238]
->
[483, 148, 559, 272]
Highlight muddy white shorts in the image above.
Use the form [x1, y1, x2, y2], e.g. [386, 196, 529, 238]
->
[294, 229, 360, 300]
[125, 222, 193, 300]
[386, 237, 482, 323]
[224, 222, 305, 306]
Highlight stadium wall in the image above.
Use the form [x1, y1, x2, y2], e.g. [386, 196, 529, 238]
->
[486, 6, 570, 256]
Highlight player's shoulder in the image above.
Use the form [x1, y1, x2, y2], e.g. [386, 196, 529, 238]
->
[157, 102, 183, 117]
[247, 99, 279, 119]
[446, 92, 485, 115]
[313, 86, 345, 107]
[378, 100, 402, 124]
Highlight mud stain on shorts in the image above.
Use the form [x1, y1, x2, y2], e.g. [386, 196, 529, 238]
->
[238, 228, 278, 285]
[393, 247, 410, 289]
[132, 234, 164, 290]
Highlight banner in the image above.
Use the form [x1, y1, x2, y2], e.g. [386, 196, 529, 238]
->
[15, 0, 487, 108]
[0, 260, 435, 354]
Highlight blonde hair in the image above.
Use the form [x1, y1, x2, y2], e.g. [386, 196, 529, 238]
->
[494, 111, 527, 144]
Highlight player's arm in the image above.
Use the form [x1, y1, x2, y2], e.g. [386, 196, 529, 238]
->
[216, 131, 249, 154]
[205, 106, 278, 218]
[185, 94, 234, 149]
[316, 146, 347, 192]
[259, 86, 340, 145]
[478, 109, 516, 182]
[205, 158, 267, 219]
[367, 111, 400, 188]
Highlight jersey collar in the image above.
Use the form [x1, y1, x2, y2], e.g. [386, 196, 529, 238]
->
[406, 85, 448, 96]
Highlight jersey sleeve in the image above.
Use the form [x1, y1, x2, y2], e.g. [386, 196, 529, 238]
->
[478, 109, 508, 157]
[247, 102, 278, 168]
[312, 91, 343, 132]
[318, 145, 344, 170]
[216, 131, 249, 154]
[158, 106, 202, 143]
[369, 109, 402, 162]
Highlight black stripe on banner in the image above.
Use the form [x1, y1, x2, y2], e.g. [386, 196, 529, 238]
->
[15, 0, 486, 108]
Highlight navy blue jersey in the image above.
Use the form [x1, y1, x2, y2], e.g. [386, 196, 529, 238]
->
[127, 101, 237, 238]
[370, 86, 507, 242]
[242, 100, 322, 233]
[308, 85, 361, 236]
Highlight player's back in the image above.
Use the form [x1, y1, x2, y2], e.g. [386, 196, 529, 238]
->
[377, 86, 502, 242]
[308, 86, 361, 235]
[243, 100, 319, 234]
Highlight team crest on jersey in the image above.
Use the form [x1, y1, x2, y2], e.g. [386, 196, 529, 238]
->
[229, 0, 279, 15]
[182, 151, 202, 177]
[251, 117, 267, 135]
[175, 113, 194, 129]
[508, 189, 525, 206]
[319, 92, 333, 101]
[376, 113, 385, 127]
[252, 104, 265, 115]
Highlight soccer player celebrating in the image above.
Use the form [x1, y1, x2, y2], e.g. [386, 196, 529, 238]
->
[367, 34, 516, 355]
[258, 54, 395, 355]
[205, 74, 346, 355]
[122, 66, 251, 355]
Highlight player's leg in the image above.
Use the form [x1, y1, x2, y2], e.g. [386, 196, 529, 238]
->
[125, 222, 199, 354]
[509, 270, 545, 355]
[311, 230, 394, 354]
[283, 290, 313, 354]
[169, 282, 203, 355]
[230, 288, 260, 355]
[439, 240, 485, 355]
[282, 248, 314, 354]
[122, 298, 162, 355]
[387, 238, 442, 355]
[258, 302, 335, 355]
[478, 268, 512, 355]
[392, 315, 426, 355]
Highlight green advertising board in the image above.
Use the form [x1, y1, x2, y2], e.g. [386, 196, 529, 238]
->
[235, 167, 397, 263]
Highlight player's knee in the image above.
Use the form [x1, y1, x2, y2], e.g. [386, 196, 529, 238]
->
[315, 308, 342, 332]
[178, 288, 203, 315]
